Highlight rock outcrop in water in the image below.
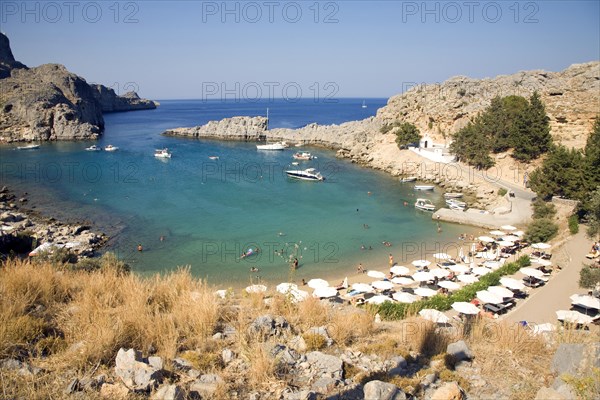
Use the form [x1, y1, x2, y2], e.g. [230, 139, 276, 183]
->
[0, 32, 156, 142]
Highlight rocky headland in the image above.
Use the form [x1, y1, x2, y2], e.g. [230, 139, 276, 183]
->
[0, 33, 156, 143]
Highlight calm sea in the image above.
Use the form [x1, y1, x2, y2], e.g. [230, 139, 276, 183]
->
[0, 99, 475, 287]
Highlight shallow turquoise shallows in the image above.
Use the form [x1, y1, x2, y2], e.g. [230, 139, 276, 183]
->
[0, 99, 473, 286]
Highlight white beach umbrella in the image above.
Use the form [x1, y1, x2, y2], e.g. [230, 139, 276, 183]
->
[501, 225, 517, 231]
[367, 270, 387, 279]
[476, 290, 504, 305]
[478, 252, 497, 260]
[412, 259, 431, 267]
[452, 302, 480, 315]
[391, 277, 415, 286]
[430, 268, 451, 279]
[533, 259, 552, 267]
[458, 247, 466, 262]
[352, 283, 375, 293]
[500, 277, 525, 291]
[512, 230, 525, 237]
[366, 295, 393, 305]
[276, 283, 298, 294]
[502, 235, 521, 242]
[531, 243, 551, 250]
[313, 286, 338, 298]
[415, 287, 438, 297]
[556, 310, 594, 324]
[419, 309, 450, 324]
[478, 236, 495, 243]
[413, 271, 435, 282]
[448, 264, 469, 274]
[392, 291, 419, 303]
[438, 280, 461, 291]
[496, 240, 515, 247]
[489, 230, 505, 236]
[488, 286, 515, 299]
[390, 265, 410, 276]
[471, 267, 492, 276]
[570, 294, 600, 310]
[520, 267, 545, 278]
[307, 278, 330, 289]
[433, 253, 452, 261]
[457, 274, 479, 284]
[483, 260, 502, 270]
[371, 280, 394, 291]
[245, 284, 267, 294]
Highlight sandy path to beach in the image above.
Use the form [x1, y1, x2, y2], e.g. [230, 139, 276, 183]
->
[503, 229, 595, 326]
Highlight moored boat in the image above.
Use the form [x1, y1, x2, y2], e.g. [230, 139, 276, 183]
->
[85, 145, 101, 151]
[154, 148, 172, 158]
[293, 151, 314, 160]
[208, 156, 219, 160]
[104, 145, 119, 152]
[400, 176, 417, 183]
[415, 198, 436, 211]
[444, 192, 463, 199]
[17, 144, 40, 150]
[414, 185, 434, 191]
[257, 142, 286, 150]
[446, 199, 467, 210]
[285, 168, 324, 181]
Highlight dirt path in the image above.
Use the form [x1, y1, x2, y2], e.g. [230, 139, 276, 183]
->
[503, 229, 595, 325]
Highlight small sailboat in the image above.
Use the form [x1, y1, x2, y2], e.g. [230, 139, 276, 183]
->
[415, 198, 436, 212]
[361, 100, 367, 109]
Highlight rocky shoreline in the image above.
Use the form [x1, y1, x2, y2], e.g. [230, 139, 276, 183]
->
[0, 185, 106, 259]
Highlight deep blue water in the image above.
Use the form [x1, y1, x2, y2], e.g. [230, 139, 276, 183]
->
[0, 99, 472, 286]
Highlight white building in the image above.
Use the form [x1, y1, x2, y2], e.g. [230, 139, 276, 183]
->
[409, 134, 456, 164]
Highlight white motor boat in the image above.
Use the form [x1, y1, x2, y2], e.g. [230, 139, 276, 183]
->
[414, 185, 434, 191]
[444, 192, 463, 199]
[85, 145, 101, 151]
[293, 151, 314, 160]
[285, 168, 324, 181]
[415, 198, 436, 211]
[104, 145, 119, 152]
[17, 144, 40, 150]
[400, 176, 417, 183]
[154, 148, 172, 158]
[446, 199, 466, 211]
[257, 142, 286, 150]
[208, 156, 219, 160]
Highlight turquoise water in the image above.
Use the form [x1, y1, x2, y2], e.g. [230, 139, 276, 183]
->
[0, 99, 472, 286]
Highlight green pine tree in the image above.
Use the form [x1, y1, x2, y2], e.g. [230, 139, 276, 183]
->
[511, 92, 553, 161]
[529, 145, 586, 200]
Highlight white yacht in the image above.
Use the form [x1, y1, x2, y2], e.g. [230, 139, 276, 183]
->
[256, 142, 286, 150]
[400, 176, 417, 183]
[16, 144, 40, 150]
[85, 145, 101, 151]
[154, 148, 172, 158]
[415, 198, 436, 211]
[285, 168, 324, 181]
[293, 151, 314, 160]
[414, 185, 434, 191]
[104, 145, 119, 152]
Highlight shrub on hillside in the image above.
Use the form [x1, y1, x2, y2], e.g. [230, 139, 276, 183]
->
[532, 199, 557, 219]
[525, 218, 559, 243]
[579, 266, 600, 289]
[568, 215, 579, 234]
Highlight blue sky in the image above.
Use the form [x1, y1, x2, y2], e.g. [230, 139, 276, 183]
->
[2, 1, 599, 99]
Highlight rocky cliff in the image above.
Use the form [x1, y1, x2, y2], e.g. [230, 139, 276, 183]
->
[0, 33, 156, 142]
[377, 61, 600, 149]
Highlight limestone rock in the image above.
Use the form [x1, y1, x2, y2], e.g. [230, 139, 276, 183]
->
[534, 387, 566, 400]
[248, 314, 290, 339]
[151, 384, 185, 400]
[430, 382, 464, 400]
[189, 374, 224, 398]
[447, 340, 473, 362]
[99, 383, 129, 399]
[363, 380, 406, 400]
[90, 84, 157, 112]
[114, 348, 163, 391]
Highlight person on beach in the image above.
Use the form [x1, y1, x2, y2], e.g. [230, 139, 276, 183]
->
[292, 258, 299, 270]
[357, 263, 365, 274]
[389, 254, 394, 267]
[301, 278, 307, 286]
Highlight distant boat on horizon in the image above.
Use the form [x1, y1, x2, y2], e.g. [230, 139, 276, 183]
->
[361, 100, 367, 109]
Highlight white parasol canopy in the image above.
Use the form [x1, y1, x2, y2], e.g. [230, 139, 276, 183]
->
[483, 260, 502, 270]
[430, 268, 451, 279]
[366, 295, 393, 305]
[433, 253, 452, 260]
[489, 230, 505, 236]
[415, 287, 438, 297]
[351, 283, 375, 293]
[501, 225, 517, 231]
[308, 278, 330, 289]
[471, 267, 492, 276]
[367, 270, 387, 279]
[533, 259, 552, 267]
[392, 291, 419, 303]
[502, 235, 520, 242]
[245, 284, 267, 294]
[531, 243, 551, 250]
[391, 277, 415, 286]
[556, 310, 594, 324]
[448, 264, 469, 274]
[457, 274, 479, 284]
[276, 283, 298, 293]
[438, 280, 461, 291]
[512, 230, 525, 236]
[478, 236, 495, 243]
[371, 280, 394, 290]
[496, 240, 515, 247]
[390, 265, 410, 276]
[570, 294, 600, 310]
[487, 286, 515, 299]
[520, 267, 545, 278]
[500, 277, 525, 290]
[313, 286, 338, 298]
[412, 259, 431, 267]
[452, 302, 480, 315]
[419, 309, 450, 324]
[476, 290, 504, 305]
[413, 271, 435, 282]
